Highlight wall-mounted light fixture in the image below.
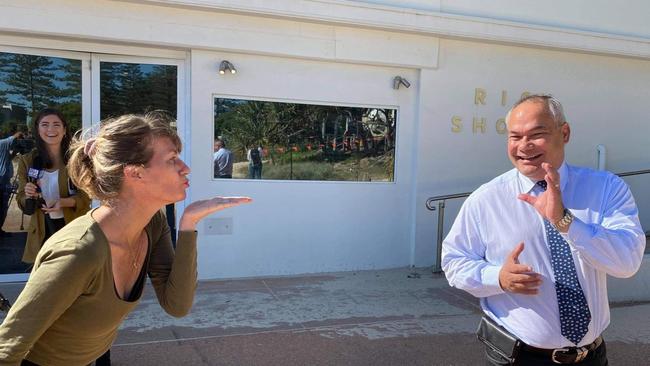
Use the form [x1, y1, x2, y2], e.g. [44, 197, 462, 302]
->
[219, 60, 237, 75]
[392, 76, 410, 90]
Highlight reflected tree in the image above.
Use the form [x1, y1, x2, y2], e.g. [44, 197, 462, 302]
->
[0, 53, 82, 133]
[100, 62, 176, 119]
[0, 53, 59, 115]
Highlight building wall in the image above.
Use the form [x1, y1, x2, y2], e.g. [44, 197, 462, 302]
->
[190, 50, 419, 278]
[353, 0, 650, 38]
[1, 0, 648, 279]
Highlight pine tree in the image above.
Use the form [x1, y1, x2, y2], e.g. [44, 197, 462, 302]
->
[0, 53, 59, 116]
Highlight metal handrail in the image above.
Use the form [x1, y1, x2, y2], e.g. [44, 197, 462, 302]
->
[426, 168, 650, 273]
[617, 169, 650, 177]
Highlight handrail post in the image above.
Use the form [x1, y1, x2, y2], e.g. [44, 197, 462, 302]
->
[433, 200, 446, 273]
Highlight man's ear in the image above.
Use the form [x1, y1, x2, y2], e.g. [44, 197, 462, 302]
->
[562, 122, 571, 143]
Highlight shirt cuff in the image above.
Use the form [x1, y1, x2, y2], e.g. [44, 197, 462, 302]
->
[481, 264, 506, 295]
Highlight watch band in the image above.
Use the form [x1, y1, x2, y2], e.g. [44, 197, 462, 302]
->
[554, 209, 574, 230]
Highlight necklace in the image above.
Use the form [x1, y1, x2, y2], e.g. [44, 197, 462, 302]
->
[111, 231, 145, 271]
[128, 240, 141, 270]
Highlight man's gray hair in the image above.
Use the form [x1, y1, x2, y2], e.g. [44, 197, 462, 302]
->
[505, 94, 567, 127]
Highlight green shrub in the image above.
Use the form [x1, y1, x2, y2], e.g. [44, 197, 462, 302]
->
[263, 161, 344, 181]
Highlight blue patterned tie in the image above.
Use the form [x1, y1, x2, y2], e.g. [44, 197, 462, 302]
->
[536, 180, 591, 345]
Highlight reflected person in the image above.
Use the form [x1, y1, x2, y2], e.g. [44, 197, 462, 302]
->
[247, 145, 263, 179]
[16, 108, 91, 263]
[213, 139, 233, 178]
[0, 125, 23, 237]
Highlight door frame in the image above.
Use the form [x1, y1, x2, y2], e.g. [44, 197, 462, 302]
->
[0, 44, 189, 282]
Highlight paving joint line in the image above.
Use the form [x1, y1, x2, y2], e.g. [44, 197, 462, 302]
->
[113, 314, 478, 348]
[261, 279, 308, 330]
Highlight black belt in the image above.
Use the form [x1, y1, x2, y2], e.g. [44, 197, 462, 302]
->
[522, 336, 603, 364]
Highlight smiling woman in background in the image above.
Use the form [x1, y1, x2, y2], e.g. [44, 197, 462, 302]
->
[0, 112, 252, 366]
[17, 108, 91, 264]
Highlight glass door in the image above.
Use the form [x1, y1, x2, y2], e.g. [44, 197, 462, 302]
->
[92, 54, 185, 244]
[0, 46, 90, 281]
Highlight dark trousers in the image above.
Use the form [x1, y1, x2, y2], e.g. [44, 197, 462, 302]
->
[486, 341, 608, 366]
[95, 349, 111, 365]
[43, 216, 65, 242]
[22, 349, 110, 366]
[0, 184, 10, 231]
[248, 164, 262, 179]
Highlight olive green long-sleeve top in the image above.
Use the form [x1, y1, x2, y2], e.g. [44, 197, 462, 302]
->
[0, 209, 198, 366]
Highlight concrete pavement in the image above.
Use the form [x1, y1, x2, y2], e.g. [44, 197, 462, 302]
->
[2, 268, 650, 365]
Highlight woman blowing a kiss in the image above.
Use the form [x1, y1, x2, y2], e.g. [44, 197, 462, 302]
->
[0, 113, 251, 365]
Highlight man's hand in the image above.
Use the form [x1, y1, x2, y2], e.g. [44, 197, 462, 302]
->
[499, 242, 542, 295]
[517, 162, 566, 227]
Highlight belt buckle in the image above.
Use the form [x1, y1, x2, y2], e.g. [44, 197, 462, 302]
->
[551, 347, 588, 364]
[551, 348, 570, 364]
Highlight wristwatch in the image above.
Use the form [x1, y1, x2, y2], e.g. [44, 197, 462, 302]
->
[554, 209, 574, 231]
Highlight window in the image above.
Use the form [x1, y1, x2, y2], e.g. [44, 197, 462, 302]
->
[213, 98, 397, 182]
[0, 50, 83, 275]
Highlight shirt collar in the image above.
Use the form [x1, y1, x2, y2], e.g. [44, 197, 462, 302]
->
[517, 161, 569, 194]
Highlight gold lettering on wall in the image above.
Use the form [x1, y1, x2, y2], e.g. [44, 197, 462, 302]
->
[474, 88, 486, 105]
[473, 117, 486, 133]
[450, 88, 543, 136]
[496, 118, 507, 134]
[451, 116, 462, 133]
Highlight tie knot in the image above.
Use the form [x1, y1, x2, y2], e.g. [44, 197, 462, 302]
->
[536, 180, 548, 191]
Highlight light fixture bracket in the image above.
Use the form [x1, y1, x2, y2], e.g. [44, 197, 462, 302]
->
[219, 60, 237, 75]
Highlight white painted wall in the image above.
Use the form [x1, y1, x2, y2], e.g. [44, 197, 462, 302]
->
[440, 0, 650, 39]
[352, 0, 650, 39]
[413, 38, 650, 267]
[190, 50, 419, 279]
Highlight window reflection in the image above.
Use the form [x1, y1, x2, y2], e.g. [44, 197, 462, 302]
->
[100, 62, 177, 119]
[213, 98, 397, 182]
[0, 51, 82, 274]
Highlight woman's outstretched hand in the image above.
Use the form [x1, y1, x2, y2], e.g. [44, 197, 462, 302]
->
[179, 196, 252, 231]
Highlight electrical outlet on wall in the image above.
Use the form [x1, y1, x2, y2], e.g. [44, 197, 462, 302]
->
[204, 217, 233, 235]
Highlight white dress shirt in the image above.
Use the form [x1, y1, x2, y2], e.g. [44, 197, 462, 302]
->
[441, 162, 646, 348]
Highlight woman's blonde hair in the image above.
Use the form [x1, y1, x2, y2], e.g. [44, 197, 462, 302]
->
[68, 112, 181, 203]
